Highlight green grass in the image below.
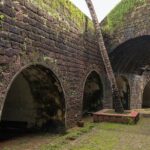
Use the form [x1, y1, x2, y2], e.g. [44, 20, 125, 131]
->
[69, 129, 119, 150]
[40, 122, 96, 150]
[1, 118, 150, 150]
[102, 0, 147, 34]
[65, 123, 95, 140]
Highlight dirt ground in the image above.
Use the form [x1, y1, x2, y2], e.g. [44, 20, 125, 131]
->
[0, 117, 150, 150]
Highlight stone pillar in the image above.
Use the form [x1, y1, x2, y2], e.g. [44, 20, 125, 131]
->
[130, 75, 144, 109]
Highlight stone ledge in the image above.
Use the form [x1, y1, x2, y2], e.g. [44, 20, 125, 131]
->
[93, 109, 140, 124]
[134, 109, 150, 118]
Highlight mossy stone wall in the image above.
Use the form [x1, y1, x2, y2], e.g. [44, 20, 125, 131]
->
[0, 0, 108, 127]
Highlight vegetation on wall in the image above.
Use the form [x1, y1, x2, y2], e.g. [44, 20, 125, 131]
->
[102, 0, 147, 34]
[0, 14, 4, 28]
[28, 0, 94, 32]
[0, 14, 4, 20]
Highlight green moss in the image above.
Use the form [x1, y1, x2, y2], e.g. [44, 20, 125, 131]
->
[28, 0, 94, 32]
[102, 0, 147, 34]
[0, 14, 4, 30]
[0, 14, 4, 20]
[0, 14, 4, 23]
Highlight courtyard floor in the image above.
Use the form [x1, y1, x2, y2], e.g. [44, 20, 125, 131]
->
[0, 117, 150, 150]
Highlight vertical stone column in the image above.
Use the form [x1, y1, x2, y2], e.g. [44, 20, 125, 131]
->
[130, 75, 144, 109]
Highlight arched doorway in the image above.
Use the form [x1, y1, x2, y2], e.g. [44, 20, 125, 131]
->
[116, 76, 130, 110]
[0, 64, 66, 133]
[83, 71, 103, 116]
[142, 81, 150, 108]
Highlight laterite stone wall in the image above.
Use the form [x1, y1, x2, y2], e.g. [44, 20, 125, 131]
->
[101, 2, 150, 109]
[0, 0, 111, 127]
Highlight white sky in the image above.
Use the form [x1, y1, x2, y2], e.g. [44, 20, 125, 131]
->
[70, 0, 121, 22]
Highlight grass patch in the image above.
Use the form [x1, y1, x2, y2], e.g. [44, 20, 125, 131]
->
[69, 129, 119, 150]
[98, 122, 125, 130]
[40, 122, 96, 150]
[2, 118, 150, 150]
[65, 123, 95, 140]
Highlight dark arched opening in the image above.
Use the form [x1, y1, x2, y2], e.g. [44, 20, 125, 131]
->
[116, 76, 130, 110]
[142, 81, 150, 108]
[0, 64, 66, 138]
[83, 71, 103, 116]
[110, 36, 150, 74]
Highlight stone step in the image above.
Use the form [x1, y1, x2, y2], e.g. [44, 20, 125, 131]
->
[93, 109, 140, 124]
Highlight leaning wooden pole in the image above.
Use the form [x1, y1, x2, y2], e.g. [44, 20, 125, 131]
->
[85, 0, 124, 113]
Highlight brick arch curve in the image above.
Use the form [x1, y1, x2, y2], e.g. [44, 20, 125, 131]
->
[80, 65, 106, 115]
[142, 76, 150, 108]
[110, 35, 150, 74]
[143, 74, 150, 89]
[111, 33, 150, 52]
[103, 2, 150, 53]
[142, 73, 150, 99]
[0, 62, 68, 127]
[105, 2, 150, 53]
[80, 65, 105, 92]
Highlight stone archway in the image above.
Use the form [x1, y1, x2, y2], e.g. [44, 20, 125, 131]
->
[110, 36, 150, 74]
[0, 64, 66, 132]
[142, 80, 150, 108]
[116, 76, 130, 110]
[82, 71, 103, 116]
